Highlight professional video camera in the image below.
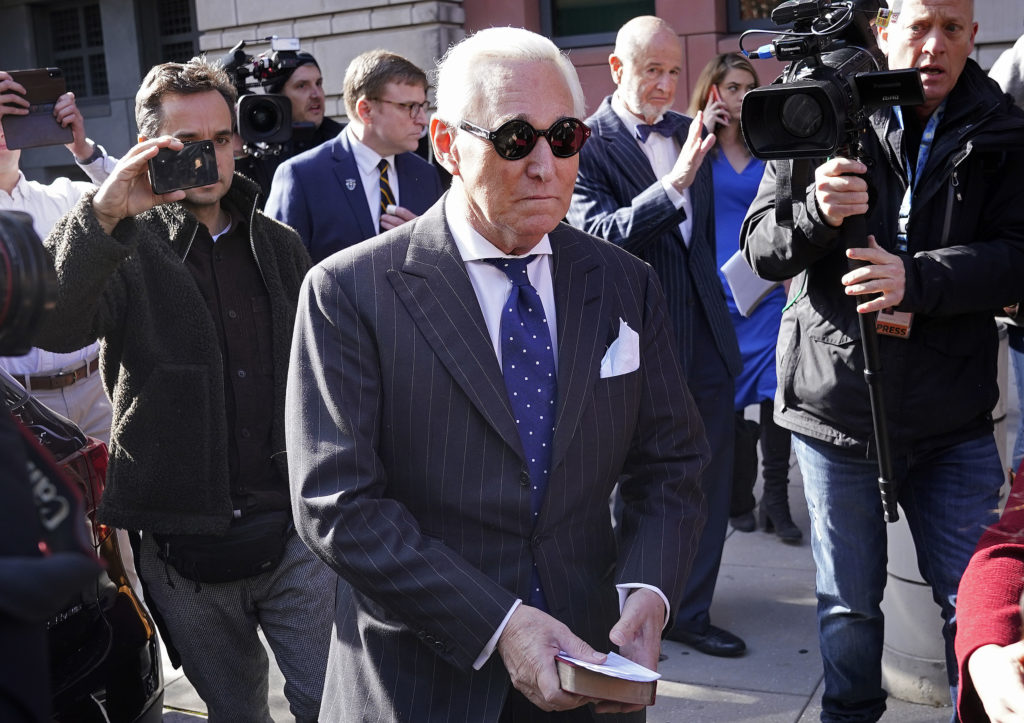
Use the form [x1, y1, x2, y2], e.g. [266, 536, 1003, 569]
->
[739, 0, 923, 160]
[219, 36, 307, 156]
[0, 211, 56, 357]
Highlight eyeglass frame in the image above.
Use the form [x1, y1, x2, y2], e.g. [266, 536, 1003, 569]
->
[372, 98, 430, 118]
[456, 117, 592, 160]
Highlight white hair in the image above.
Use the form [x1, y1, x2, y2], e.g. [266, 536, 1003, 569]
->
[433, 27, 586, 123]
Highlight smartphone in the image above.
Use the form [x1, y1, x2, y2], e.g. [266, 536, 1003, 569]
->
[708, 84, 722, 105]
[147, 141, 219, 194]
[0, 68, 74, 150]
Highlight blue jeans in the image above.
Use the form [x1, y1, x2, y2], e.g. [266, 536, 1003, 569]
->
[793, 432, 1003, 723]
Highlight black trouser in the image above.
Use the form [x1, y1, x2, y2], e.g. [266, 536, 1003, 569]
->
[730, 399, 792, 516]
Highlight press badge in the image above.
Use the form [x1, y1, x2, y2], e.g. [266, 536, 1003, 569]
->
[875, 308, 913, 338]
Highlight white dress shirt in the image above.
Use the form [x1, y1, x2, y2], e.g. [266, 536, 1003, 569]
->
[0, 171, 101, 375]
[611, 93, 694, 247]
[347, 126, 400, 232]
[443, 192, 670, 669]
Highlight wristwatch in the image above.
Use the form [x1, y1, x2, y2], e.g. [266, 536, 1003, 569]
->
[75, 142, 105, 165]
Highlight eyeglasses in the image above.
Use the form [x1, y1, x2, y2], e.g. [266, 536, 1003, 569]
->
[457, 117, 592, 160]
[374, 98, 429, 118]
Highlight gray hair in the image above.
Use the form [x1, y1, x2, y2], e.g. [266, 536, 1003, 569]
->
[434, 27, 585, 123]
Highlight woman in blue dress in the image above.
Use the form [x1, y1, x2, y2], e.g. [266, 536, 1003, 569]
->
[689, 53, 802, 543]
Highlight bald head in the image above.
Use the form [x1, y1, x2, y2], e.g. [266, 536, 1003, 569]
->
[609, 16, 682, 123]
[613, 16, 678, 66]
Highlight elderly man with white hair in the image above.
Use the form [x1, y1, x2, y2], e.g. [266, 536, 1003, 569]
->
[286, 25, 709, 723]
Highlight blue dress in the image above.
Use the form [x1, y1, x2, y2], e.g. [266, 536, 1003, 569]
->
[711, 151, 786, 410]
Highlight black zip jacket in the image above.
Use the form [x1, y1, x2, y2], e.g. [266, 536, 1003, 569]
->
[35, 173, 311, 534]
[741, 60, 1024, 454]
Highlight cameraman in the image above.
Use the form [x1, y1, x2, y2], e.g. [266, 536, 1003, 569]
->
[741, 1, 1024, 721]
[235, 50, 344, 204]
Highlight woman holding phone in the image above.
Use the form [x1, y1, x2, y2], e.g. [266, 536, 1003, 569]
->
[689, 53, 802, 543]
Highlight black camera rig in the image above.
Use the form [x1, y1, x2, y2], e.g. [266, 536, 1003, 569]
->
[739, 0, 922, 160]
[219, 37, 305, 155]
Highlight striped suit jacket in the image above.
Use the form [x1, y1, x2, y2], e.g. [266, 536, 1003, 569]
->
[286, 196, 708, 722]
[567, 96, 742, 379]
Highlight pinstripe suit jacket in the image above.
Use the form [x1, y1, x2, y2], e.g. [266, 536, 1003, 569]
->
[286, 196, 708, 722]
[567, 97, 742, 379]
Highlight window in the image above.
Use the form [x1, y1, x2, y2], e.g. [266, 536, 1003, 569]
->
[541, 0, 656, 48]
[137, 0, 199, 71]
[36, 2, 109, 98]
[728, 0, 778, 33]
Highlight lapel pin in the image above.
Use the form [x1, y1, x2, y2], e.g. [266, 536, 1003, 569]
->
[345, 178, 357, 191]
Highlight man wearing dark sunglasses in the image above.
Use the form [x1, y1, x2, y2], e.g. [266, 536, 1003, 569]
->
[286, 25, 708, 723]
[267, 49, 443, 263]
[567, 16, 746, 660]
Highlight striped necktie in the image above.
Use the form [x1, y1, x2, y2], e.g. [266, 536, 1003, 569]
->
[377, 158, 393, 233]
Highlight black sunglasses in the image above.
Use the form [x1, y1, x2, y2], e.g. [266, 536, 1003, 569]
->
[457, 117, 592, 160]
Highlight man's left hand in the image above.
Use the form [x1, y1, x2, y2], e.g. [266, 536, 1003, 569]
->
[380, 205, 418, 232]
[593, 587, 665, 714]
[54, 92, 93, 161]
[842, 235, 906, 313]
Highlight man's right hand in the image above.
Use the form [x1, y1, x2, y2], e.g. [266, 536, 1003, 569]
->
[967, 641, 1024, 722]
[0, 71, 29, 120]
[496, 604, 605, 712]
[92, 135, 186, 234]
[667, 110, 715, 193]
[814, 156, 869, 227]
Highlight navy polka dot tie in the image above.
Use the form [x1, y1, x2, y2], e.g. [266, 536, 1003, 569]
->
[485, 255, 556, 610]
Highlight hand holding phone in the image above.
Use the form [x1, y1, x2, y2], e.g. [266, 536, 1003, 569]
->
[705, 84, 730, 132]
[0, 68, 74, 149]
[147, 141, 218, 194]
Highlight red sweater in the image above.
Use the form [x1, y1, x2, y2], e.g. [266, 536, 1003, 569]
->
[955, 465, 1024, 722]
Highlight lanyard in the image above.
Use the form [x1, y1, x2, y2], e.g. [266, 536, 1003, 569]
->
[893, 100, 946, 252]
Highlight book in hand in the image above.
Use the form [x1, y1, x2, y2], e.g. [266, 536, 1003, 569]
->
[555, 651, 659, 706]
[720, 249, 780, 317]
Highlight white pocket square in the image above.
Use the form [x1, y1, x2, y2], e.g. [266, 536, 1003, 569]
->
[600, 319, 640, 378]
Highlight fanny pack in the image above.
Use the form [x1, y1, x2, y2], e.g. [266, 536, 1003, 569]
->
[154, 509, 292, 584]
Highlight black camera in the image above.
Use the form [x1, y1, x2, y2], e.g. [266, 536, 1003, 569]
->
[0, 211, 57, 357]
[219, 37, 303, 152]
[740, 0, 923, 160]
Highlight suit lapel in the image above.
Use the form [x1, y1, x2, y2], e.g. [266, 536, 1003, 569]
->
[549, 225, 605, 471]
[388, 203, 524, 457]
[332, 134, 378, 242]
[592, 101, 660, 193]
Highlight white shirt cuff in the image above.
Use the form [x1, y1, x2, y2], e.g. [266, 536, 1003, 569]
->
[473, 599, 522, 670]
[661, 177, 689, 212]
[616, 583, 671, 629]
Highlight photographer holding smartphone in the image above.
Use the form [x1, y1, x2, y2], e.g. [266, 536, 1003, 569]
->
[30, 56, 334, 721]
[0, 69, 115, 442]
[688, 53, 802, 546]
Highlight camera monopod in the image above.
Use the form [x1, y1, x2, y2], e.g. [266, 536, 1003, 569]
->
[838, 139, 899, 524]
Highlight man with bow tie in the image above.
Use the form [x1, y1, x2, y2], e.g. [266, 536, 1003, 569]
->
[567, 15, 745, 658]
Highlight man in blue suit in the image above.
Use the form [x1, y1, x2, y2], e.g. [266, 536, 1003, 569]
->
[267, 50, 443, 262]
[567, 15, 745, 658]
